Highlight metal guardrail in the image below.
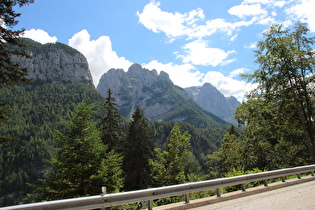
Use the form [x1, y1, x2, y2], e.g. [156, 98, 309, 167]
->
[2, 164, 315, 210]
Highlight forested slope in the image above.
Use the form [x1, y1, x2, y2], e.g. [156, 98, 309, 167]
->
[0, 81, 105, 206]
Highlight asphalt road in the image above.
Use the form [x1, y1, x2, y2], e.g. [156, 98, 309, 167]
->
[192, 179, 315, 210]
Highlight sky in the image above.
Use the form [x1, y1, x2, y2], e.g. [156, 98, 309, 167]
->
[14, 0, 315, 100]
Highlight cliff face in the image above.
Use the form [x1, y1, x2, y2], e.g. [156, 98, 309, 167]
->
[185, 83, 241, 121]
[12, 38, 94, 86]
[97, 64, 227, 127]
[97, 64, 175, 120]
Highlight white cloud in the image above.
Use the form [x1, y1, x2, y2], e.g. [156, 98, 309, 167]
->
[273, 1, 287, 8]
[287, 0, 315, 32]
[142, 60, 203, 88]
[22, 29, 57, 44]
[257, 16, 276, 25]
[229, 68, 249, 78]
[228, 4, 268, 19]
[245, 42, 257, 49]
[202, 71, 256, 99]
[68, 30, 132, 86]
[177, 40, 236, 66]
[227, 0, 290, 27]
[137, 1, 254, 41]
[136, 1, 197, 39]
[230, 34, 238, 42]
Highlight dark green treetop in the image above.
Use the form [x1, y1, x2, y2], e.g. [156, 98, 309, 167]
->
[0, 0, 34, 88]
[99, 89, 125, 152]
[150, 123, 201, 187]
[123, 106, 154, 191]
[28, 101, 124, 201]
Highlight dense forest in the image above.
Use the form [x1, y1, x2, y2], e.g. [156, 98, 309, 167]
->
[0, 81, 228, 206]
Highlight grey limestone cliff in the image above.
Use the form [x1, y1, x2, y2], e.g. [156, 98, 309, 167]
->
[12, 39, 94, 86]
[185, 83, 241, 121]
[97, 64, 175, 120]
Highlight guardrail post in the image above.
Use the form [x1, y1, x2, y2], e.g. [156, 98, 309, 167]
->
[101, 186, 106, 210]
[263, 180, 268, 187]
[102, 186, 106, 194]
[148, 200, 153, 210]
[311, 171, 314, 176]
[185, 193, 190, 203]
[297, 174, 301, 179]
[241, 184, 246, 192]
[282, 176, 286, 182]
[216, 188, 221, 197]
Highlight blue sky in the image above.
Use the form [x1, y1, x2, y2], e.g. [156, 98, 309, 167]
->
[14, 0, 315, 100]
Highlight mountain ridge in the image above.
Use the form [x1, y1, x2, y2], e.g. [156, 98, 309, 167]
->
[97, 64, 228, 128]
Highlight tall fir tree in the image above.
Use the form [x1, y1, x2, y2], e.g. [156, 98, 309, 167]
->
[123, 107, 154, 191]
[28, 101, 124, 201]
[99, 89, 125, 152]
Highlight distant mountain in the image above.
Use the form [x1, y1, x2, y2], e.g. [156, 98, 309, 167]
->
[97, 64, 228, 128]
[185, 83, 241, 122]
[11, 38, 94, 86]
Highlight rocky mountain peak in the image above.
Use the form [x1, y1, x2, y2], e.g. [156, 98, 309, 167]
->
[185, 83, 241, 122]
[12, 38, 94, 86]
[96, 63, 226, 127]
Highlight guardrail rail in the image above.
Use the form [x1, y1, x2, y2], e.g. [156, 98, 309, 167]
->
[2, 164, 315, 210]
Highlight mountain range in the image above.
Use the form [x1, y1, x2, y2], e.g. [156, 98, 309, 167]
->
[15, 38, 240, 125]
[97, 64, 240, 125]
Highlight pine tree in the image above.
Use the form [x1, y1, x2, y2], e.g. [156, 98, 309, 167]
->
[99, 89, 125, 152]
[28, 101, 124, 201]
[123, 107, 154, 191]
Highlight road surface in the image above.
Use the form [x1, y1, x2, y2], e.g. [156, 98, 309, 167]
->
[192, 179, 315, 210]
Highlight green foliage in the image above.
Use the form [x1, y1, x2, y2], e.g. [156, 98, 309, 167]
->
[207, 22, 315, 176]
[0, 1, 34, 145]
[241, 22, 315, 163]
[0, 81, 105, 206]
[150, 123, 201, 187]
[27, 101, 123, 201]
[150, 121, 227, 173]
[223, 168, 264, 193]
[207, 131, 244, 178]
[99, 89, 125, 152]
[150, 123, 204, 206]
[123, 107, 154, 191]
[0, 1, 34, 89]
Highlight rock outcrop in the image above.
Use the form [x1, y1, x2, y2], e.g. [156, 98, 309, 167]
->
[185, 83, 241, 121]
[12, 38, 94, 86]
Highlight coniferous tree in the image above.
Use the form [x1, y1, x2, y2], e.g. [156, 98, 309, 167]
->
[123, 107, 154, 191]
[0, 0, 34, 142]
[99, 89, 125, 152]
[28, 101, 124, 201]
[0, 0, 34, 88]
[150, 123, 197, 187]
